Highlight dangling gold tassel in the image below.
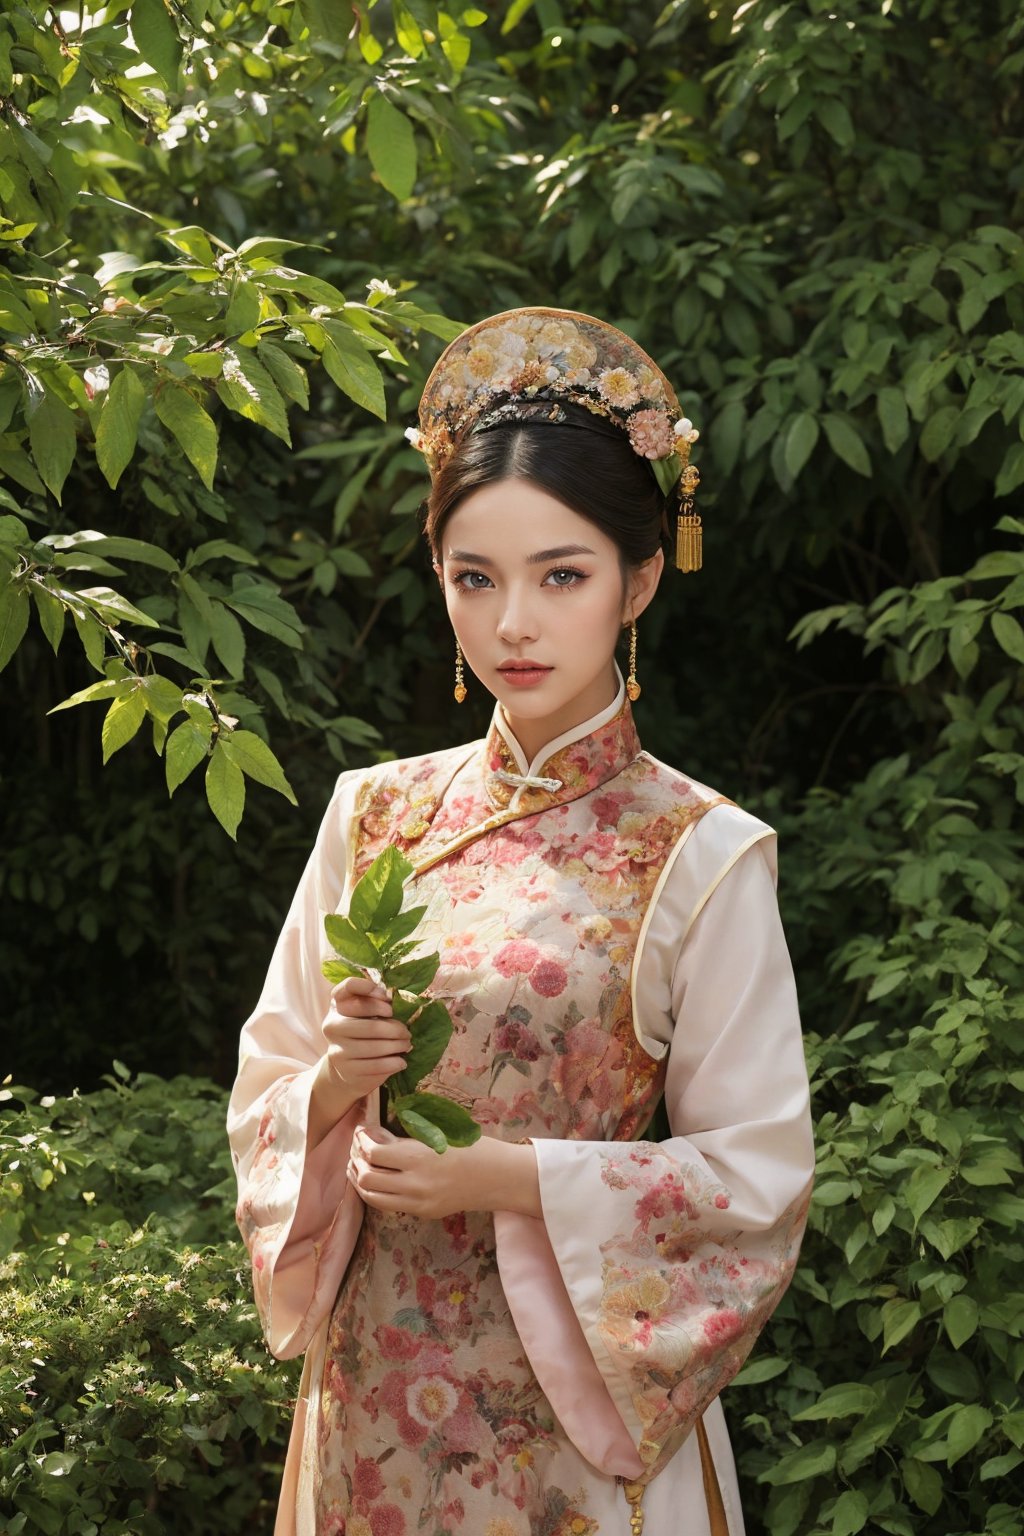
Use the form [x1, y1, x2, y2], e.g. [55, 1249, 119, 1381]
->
[675, 460, 702, 573]
[676, 511, 702, 572]
[620, 1479, 646, 1535]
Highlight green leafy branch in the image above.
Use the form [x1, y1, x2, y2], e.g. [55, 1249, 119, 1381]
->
[321, 846, 481, 1155]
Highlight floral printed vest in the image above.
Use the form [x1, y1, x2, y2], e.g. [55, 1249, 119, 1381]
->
[348, 700, 729, 1143]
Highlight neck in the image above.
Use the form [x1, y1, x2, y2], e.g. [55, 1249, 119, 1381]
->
[500, 663, 620, 766]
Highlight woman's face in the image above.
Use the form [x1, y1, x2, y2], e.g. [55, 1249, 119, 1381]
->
[436, 478, 662, 758]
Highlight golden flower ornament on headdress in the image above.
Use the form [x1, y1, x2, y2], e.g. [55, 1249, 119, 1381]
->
[409, 307, 703, 572]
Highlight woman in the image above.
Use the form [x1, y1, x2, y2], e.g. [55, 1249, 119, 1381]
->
[227, 308, 814, 1536]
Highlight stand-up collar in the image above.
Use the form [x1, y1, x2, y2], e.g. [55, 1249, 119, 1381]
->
[482, 673, 641, 814]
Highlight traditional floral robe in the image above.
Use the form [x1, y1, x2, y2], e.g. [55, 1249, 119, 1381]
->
[227, 684, 814, 1536]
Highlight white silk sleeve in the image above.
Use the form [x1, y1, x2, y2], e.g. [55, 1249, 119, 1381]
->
[226, 769, 371, 1360]
[495, 806, 814, 1481]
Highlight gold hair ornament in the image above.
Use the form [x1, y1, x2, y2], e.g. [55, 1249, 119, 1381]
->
[409, 308, 702, 573]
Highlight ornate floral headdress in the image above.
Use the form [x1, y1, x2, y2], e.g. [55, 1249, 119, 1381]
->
[407, 306, 703, 572]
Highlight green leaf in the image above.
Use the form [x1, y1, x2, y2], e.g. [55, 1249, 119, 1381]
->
[946, 1404, 992, 1466]
[324, 914, 384, 970]
[48, 677, 129, 714]
[816, 97, 854, 147]
[501, 0, 536, 31]
[32, 583, 65, 654]
[205, 742, 245, 838]
[101, 688, 147, 763]
[140, 674, 182, 724]
[366, 92, 417, 202]
[320, 321, 387, 420]
[905, 1164, 951, 1224]
[95, 367, 147, 489]
[76, 586, 159, 629]
[784, 412, 819, 480]
[131, 0, 182, 87]
[322, 958, 364, 984]
[794, 1383, 876, 1421]
[394, 2, 426, 57]
[154, 383, 219, 490]
[55, 532, 178, 574]
[208, 600, 246, 678]
[225, 279, 262, 337]
[225, 582, 304, 647]
[390, 999, 453, 1097]
[189, 539, 260, 568]
[919, 404, 959, 463]
[165, 719, 210, 795]
[259, 341, 310, 410]
[900, 1458, 942, 1516]
[730, 1355, 790, 1387]
[761, 1439, 836, 1485]
[376, 904, 430, 948]
[944, 1293, 979, 1349]
[393, 1102, 447, 1153]
[995, 443, 1024, 498]
[216, 347, 291, 444]
[71, 611, 106, 672]
[392, 1091, 481, 1151]
[877, 386, 909, 454]
[349, 845, 414, 931]
[831, 1489, 869, 1536]
[881, 1298, 921, 1353]
[27, 389, 77, 502]
[385, 951, 440, 992]
[0, 581, 30, 672]
[822, 414, 872, 477]
[219, 729, 297, 804]
[991, 611, 1024, 664]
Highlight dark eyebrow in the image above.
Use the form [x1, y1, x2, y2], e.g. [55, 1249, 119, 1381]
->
[444, 544, 596, 566]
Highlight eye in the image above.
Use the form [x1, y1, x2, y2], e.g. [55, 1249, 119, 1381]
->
[544, 567, 587, 588]
[453, 568, 493, 591]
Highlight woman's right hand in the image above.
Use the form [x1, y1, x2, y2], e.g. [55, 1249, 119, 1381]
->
[321, 976, 412, 1101]
[307, 977, 413, 1150]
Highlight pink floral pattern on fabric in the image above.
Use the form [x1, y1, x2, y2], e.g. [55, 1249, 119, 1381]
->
[594, 1144, 810, 1474]
[229, 696, 812, 1531]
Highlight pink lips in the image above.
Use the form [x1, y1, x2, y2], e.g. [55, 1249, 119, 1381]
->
[498, 661, 553, 689]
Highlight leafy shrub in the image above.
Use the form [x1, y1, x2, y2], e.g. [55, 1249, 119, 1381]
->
[0, 1070, 297, 1535]
[726, 526, 1024, 1534]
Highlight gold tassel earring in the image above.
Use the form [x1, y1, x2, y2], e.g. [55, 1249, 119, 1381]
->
[626, 621, 641, 702]
[453, 639, 467, 704]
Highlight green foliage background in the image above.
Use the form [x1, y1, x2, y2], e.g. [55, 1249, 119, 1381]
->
[1, 1, 1021, 1533]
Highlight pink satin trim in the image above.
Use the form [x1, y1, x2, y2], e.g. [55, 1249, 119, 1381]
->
[494, 1209, 644, 1478]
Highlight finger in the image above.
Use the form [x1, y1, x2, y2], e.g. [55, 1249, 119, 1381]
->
[348, 1170, 412, 1215]
[352, 1139, 407, 1174]
[332, 980, 393, 1015]
[333, 976, 389, 999]
[324, 1030, 410, 1056]
[328, 996, 394, 1021]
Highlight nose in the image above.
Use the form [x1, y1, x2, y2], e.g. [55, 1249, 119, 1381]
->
[496, 584, 538, 646]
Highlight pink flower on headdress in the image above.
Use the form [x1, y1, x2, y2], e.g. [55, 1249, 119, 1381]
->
[596, 367, 640, 407]
[628, 409, 676, 459]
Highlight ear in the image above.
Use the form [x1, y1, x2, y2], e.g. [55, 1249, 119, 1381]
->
[623, 548, 664, 623]
[432, 559, 445, 593]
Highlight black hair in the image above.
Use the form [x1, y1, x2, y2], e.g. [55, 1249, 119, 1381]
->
[424, 401, 669, 566]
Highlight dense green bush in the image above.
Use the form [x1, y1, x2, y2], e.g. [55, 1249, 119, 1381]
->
[724, 524, 1024, 1535]
[0, 1070, 297, 1534]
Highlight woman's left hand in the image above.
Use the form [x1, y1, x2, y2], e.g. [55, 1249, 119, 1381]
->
[347, 1125, 540, 1219]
